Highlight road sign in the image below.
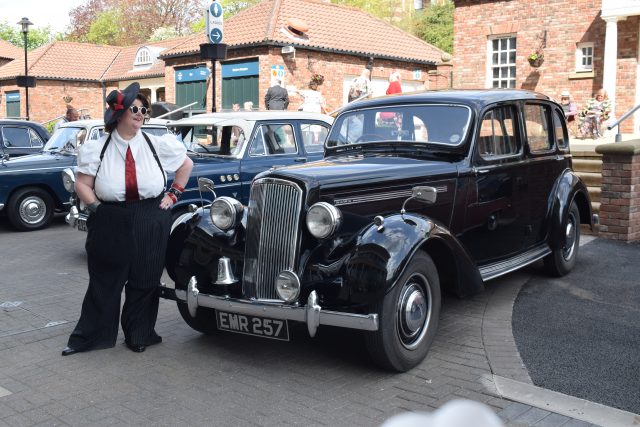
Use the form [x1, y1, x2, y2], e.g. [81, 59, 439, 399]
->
[206, 1, 224, 44]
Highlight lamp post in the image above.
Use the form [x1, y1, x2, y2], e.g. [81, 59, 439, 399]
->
[17, 17, 33, 120]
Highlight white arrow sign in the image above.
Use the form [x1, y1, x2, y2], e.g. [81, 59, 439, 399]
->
[206, 1, 224, 44]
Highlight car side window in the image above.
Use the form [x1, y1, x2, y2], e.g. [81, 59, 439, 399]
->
[553, 109, 569, 150]
[524, 103, 553, 152]
[301, 122, 330, 152]
[249, 124, 297, 156]
[29, 129, 45, 147]
[477, 106, 520, 159]
[2, 127, 31, 148]
[89, 128, 103, 142]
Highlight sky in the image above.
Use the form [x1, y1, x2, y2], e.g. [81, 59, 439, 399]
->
[0, 0, 86, 34]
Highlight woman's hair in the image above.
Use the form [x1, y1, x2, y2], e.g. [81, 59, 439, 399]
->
[105, 93, 150, 133]
[309, 81, 318, 90]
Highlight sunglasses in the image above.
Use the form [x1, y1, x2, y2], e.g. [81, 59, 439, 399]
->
[129, 106, 148, 115]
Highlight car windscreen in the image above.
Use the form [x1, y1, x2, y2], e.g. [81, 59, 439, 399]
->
[44, 127, 87, 152]
[174, 124, 245, 157]
[327, 104, 471, 148]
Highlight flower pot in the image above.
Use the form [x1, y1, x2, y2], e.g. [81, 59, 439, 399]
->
[528, 57, 544, 67]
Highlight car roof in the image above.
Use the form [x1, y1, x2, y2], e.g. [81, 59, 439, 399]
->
[168, 111, 334, 127]
[343, 89, 553, 111]
[0, 119, 47, 127]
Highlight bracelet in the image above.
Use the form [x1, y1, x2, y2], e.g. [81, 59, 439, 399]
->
[87, 200, 101, 213]
[171, 183, 185, 193]
[166, 192, 177, 204]
[167, 187, 182, 200]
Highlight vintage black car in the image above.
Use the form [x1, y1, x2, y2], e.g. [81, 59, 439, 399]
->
[0, 119, 50, 159]
[161, 90, 596, 372]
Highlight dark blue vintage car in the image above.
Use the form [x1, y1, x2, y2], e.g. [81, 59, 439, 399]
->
[0, 119, 50, 159]
[0, 119, 168, 231]
[162, 89, 597, 372]
[66, 111, 333, 231]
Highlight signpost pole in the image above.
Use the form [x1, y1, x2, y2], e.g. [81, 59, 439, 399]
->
[212, 62, 216, 113]
[201, 0, 225, 113]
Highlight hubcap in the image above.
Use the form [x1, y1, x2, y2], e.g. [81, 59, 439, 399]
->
[19, 196, 46, 225]
[562, 213, 577, 260]
[396, 274, 432, 350]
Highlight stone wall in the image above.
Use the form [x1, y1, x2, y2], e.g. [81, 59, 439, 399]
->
[595, 141, 640, 241]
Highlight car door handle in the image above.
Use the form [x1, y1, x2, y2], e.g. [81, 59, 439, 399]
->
[294, 157, 307, 162]
[472, 167, 489, 175]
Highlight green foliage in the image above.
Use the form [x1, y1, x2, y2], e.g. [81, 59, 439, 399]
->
[0, 21, 58, 50]
[150, 26, 181, 42]
[190, 17, 206, 34]
[330, 0, 398, 22]
[223, 0, 262, 19]
[87, 10, 123, 45]
[412, 2, 454, 53]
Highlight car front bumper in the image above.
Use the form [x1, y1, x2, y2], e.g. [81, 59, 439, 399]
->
[65, 206, 88, 231]
[159, 277, 379, 338]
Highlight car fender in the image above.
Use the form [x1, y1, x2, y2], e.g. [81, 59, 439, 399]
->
[548, 169, 593, 250]
[342, 213, 483, 305]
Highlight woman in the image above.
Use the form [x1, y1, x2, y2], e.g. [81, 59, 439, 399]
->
[62, 82, 193, 356]
[386, 70, 402, 95]
[298, 81, 327, 114]
[579, 89, 612, 138]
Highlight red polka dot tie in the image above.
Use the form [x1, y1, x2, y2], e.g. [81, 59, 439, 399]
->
[125, 146, 139, 202]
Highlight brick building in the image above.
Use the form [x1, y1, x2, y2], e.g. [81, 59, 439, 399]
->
[0, 0, 447, 123]
[452, 0, 639, 132]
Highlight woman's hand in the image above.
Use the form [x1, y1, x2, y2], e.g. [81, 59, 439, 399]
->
[159, 194, 174, 210]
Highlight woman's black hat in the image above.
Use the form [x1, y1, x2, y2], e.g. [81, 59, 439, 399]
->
[104, 82, 140, 128]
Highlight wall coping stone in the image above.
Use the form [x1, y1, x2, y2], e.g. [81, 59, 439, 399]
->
[596, 140, 640, 155]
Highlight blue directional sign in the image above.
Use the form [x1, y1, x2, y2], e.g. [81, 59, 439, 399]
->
[206, 0, 224, 44]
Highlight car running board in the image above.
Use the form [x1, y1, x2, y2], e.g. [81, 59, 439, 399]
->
[479, 244, 552, 282]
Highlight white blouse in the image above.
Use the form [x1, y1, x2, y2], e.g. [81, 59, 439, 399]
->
[77, 129, 187, 202]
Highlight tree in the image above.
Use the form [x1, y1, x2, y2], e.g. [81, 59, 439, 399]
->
[222, 0, 262, 18]
[412, 2, 454, 53]
[150, 26, 181, 42]
[0, 21, 59, 50]
[67, 0, 207, 45]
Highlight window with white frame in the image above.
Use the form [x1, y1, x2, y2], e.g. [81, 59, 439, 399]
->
[134, 47, 152, 66]
[575, 42, 594, 72]
[488, 37, 516, 88]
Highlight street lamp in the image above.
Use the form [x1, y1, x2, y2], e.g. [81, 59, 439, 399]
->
[17, 17, 33, 120]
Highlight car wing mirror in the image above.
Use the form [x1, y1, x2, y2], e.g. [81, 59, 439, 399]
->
[401, 186, 437, 216]
[198, 177, 217, 199]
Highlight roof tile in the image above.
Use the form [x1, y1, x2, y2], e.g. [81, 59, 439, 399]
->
[0, 40, 23, 60]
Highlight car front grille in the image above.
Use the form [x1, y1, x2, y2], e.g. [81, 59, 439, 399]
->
[242, 178, 303, 300]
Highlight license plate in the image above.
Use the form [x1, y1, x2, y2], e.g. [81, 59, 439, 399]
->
[78, 218, 87, 231]
[215, 310, 289, 341]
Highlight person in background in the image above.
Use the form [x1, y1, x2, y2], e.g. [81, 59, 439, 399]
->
[559, 90, 578, 121]
[296, 81, 327, 114]
[231, 103, 240, 112]
[348, 68, 371, 102]
[386, 70, 402, 95]
[54, 106, 80, 132]
[243, 101, 254, 111]
[62, 82, 193, 356]
[264, 78, 290, 110]
[579, 88, 612, 138]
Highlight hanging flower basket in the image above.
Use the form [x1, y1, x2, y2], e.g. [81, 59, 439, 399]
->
[528, 52, 544, 68]
[310, 73, 325, 86]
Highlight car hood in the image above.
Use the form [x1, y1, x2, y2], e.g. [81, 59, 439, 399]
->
[267, 155, 459, 190]
[0, 151, 73, 172]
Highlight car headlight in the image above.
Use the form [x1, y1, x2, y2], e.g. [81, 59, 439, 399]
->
[210, 196, 243, 230]
[276, 270, 300, 302]
[61, 168, 75, 192]
[306, 202, 342, 239]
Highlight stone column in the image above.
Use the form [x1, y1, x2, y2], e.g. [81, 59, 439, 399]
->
[595, 141, 640, 242]
[602, 17, 621, 116]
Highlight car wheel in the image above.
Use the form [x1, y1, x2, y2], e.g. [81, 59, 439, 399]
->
[544, 201, 580, 277]
[7, 187, 54, 231]
[175, 301, 219, 335]
[365, 250, 441, 372]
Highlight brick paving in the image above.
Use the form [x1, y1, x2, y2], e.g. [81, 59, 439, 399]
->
[0, 218, 601, 426]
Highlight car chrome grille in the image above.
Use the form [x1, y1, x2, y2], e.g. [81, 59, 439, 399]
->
[242, 178, 303, 300]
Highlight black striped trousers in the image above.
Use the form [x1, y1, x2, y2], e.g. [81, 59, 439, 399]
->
[67, 196, 172, 351]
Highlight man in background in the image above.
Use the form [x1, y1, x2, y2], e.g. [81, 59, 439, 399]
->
[264, 79, 289, 110]
[54, 106, 80, 132]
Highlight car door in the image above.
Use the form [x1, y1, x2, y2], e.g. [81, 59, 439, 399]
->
[521, 102, 568, 248]
[298, 120, 330, 162]
[460, 104, 530, 264]
[239, 121, 309, 201]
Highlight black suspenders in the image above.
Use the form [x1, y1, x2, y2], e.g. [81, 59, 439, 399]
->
[95, 132, 167, 197]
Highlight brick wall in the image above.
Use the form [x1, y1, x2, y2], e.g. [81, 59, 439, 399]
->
[596, 141, 640, 242]
[452, 0, 638, 133]
[164, 47, 434, 112]
[0, 80, 111, 124]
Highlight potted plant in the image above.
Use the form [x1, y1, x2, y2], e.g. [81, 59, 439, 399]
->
[310, 73, 325, 86]
[528, 51, 544, 67]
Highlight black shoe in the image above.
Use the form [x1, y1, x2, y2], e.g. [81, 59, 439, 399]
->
[125, 342, 146, 353]
[61, 346, 77, 356]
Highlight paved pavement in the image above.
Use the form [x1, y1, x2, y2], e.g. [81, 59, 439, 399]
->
[0, 216, 630, 426]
